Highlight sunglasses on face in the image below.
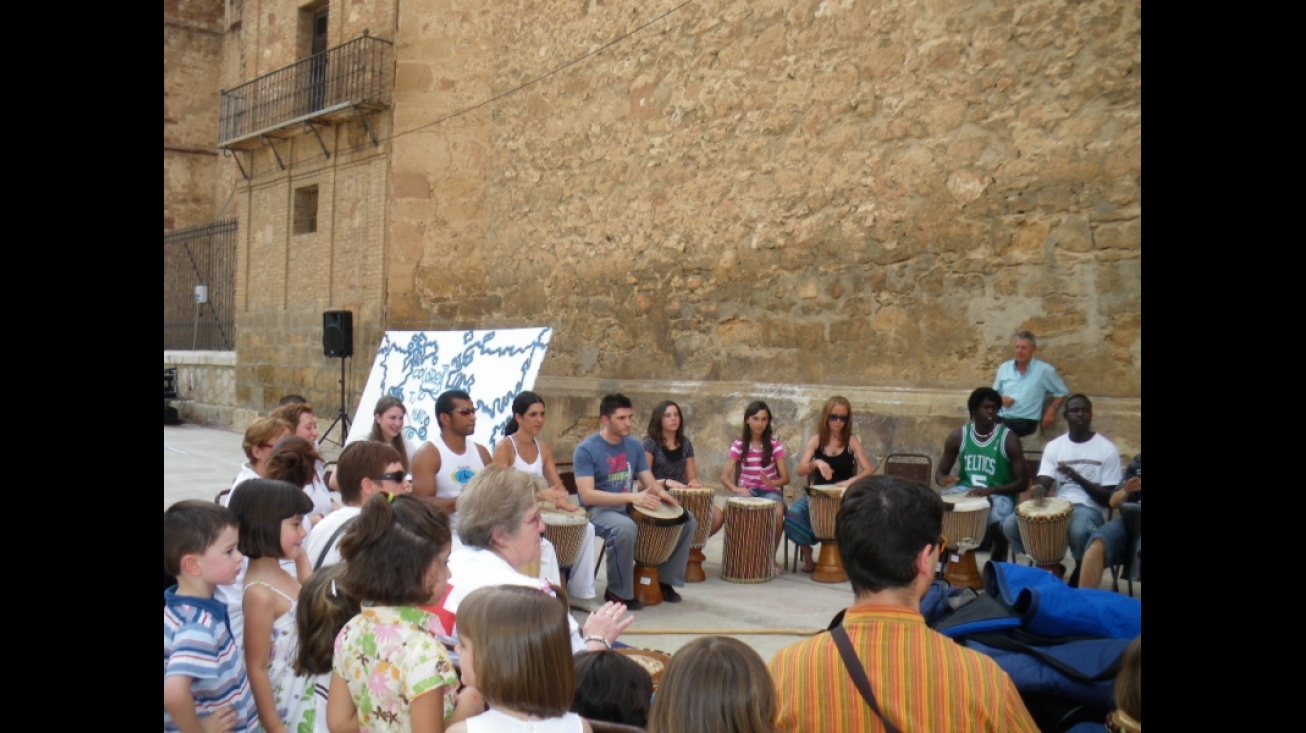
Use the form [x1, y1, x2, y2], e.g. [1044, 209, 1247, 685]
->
[453, 407, 475, 416]
[375, 471, 407, 483]
[828, 414, 849, 422]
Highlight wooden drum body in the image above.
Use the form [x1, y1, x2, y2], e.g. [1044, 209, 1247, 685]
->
[722, 497, 777, 583]
[542, 510, 589, 569]
[941, 495, 990, 590]
[627, 502, 687, 606]
[670, 487, 715, 583]
[1016, 497, 1072, 577]
[806, 485, 847, 584]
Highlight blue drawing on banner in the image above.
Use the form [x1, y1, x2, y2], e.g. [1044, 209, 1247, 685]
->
[405, 409, 432, 443]
[353, 327, 553, 449]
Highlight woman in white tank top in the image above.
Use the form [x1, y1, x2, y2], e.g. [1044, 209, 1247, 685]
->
[492, 391, 599, 600]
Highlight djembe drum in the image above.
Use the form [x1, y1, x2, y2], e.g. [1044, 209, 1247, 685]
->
[617, 648, 672, 691]
[670, 487, 715, 582]
[941, 494, 990, 590]
[721, 496, 777, 583]
[807, 484, 847, 583]
[627, 502, 688, 606]
[1015, 497, 1073, 578]
[542, 509, 589, 570]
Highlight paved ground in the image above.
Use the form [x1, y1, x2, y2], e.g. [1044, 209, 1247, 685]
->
[165, 424, 1140, 663]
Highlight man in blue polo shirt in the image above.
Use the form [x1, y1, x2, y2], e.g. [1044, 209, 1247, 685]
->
[992, 331, 1070, 437]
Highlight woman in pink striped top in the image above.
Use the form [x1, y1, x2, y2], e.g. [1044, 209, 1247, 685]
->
[721, 401, 790, 574]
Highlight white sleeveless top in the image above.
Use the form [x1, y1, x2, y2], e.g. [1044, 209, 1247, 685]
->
[430, 437, 486, 500]
[465, 709, 584, 732]
[509, 436, 544, 476]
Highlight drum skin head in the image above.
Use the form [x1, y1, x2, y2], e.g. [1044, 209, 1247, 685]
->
[541, 510, 589, 527]
[628, 501, 687, 525]
[942, 495, 990, 513]
[728, 496, 776, 508]
[806, 484, 846, 498]
[1016, 497, 1072, 519]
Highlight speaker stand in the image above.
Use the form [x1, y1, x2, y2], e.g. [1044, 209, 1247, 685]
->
[320, 357, 352, 448]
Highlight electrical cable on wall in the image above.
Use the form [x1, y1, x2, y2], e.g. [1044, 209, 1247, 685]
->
[218, 0, 697, 187]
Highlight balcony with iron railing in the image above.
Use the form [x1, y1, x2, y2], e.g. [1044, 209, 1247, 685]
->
[219, 32, 393, 149]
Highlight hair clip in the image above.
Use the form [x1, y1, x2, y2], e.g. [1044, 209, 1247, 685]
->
[331, 579, 338, 597]
[385, 491, 397, 503]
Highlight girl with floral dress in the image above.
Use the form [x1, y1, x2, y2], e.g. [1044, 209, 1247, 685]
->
[327, 494, 483, 732]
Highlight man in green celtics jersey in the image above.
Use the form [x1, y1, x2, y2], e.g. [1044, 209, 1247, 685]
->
[936, 387, 1028, 562]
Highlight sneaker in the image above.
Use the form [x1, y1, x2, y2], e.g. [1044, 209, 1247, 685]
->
[659, 583, 682, 603]
[604, 589, 645, 611]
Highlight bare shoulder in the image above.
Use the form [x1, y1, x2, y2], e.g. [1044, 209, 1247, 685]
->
[414, 440, 439, 465]
[539, 439, 557, 461]
[492, 438, 513, 465]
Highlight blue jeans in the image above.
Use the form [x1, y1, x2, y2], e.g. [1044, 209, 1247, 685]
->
[939, 487, 1015, 528]
[1086, 519, 1139, 569]
[590, 505, 697, 600]
[1002, 502, 1104, 562]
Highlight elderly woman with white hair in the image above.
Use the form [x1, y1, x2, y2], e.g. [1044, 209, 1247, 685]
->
[436, 464, 632, 661]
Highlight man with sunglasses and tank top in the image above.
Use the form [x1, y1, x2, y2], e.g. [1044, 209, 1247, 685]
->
[411, 390, 494, 533]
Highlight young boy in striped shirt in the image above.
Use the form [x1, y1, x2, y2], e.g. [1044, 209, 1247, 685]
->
[164, 501, 257, 732]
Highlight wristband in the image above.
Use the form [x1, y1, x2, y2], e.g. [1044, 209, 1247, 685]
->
[584, 635, 613, 650]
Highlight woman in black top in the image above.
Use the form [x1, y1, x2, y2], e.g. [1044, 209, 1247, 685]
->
[785, 396, 874, 572]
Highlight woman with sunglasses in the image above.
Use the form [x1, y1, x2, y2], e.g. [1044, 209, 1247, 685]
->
[785, 396, 874, 573]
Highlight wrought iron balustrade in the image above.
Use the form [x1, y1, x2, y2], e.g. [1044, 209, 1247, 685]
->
[219, 33, 392, 147]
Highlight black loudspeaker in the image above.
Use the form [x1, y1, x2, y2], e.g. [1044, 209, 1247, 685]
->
[323, 310, 354, 358]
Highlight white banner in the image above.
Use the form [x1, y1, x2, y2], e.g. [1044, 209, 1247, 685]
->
[345, 328, 552, 450]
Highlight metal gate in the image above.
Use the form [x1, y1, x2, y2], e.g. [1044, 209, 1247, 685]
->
[164, 220, 237, 350]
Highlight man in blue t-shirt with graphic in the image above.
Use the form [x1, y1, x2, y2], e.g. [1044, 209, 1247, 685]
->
[574, 393, 696, 610]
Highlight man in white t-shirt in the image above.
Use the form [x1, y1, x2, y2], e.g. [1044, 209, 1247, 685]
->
[302, 441, 409, 569]
[1001, 395, 1121, 578]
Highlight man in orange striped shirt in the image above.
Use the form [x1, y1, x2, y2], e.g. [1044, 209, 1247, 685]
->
[769, 476, 1038, 732]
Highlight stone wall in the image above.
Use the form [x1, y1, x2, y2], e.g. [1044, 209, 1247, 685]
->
[394, 0, 1140, 399]
[165, 350, 244, 428]
[383, 0, 1141, 472]
[164, 0, 225, 229]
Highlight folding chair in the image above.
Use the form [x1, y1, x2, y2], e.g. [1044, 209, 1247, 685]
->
[880, 453, 933, 485]
[1110, 501, 1141, 596]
